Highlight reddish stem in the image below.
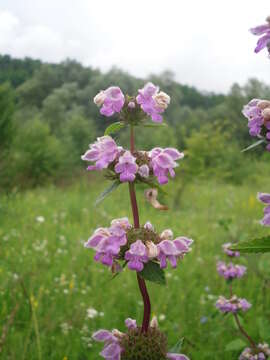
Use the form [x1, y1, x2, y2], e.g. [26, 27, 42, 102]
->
[128, 125, 151, 333]
[233, 313, 257, 351]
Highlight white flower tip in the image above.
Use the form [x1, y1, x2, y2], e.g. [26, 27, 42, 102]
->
[150, 316, 159, 328]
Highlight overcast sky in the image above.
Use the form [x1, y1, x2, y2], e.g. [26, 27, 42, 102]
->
[0, 0, 269, 93]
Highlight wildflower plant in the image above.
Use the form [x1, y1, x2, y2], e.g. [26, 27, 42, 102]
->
[82, 83, 192, 359]
[230, 16, 270, 254]
[216, 244, 270, 359]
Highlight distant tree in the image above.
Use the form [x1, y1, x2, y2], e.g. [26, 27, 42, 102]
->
[0, 82, 15, 153]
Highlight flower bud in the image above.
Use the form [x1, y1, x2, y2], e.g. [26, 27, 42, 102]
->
[112, 329, 125, 339]
[146, 241, 159, 259]
[150, 316, 159, 329]
[128, 101, 135, 109]
[144, 221, 154, 231]
[160, 229, 174, 240]
[153, 91, 171, 110]
[93, 91, 106, 107]
[257, 100, 270, 110]
[262, 108, 270, 121]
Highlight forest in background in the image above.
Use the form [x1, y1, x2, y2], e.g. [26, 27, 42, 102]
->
[1, 54, 270, 190]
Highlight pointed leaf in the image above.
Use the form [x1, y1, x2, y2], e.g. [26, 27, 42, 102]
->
[230, 236, 270, 253]
[104, 122, 125, 136]
[139, 261, 166, 285]
[169, 338, 185, 353]
[241, 139, 265, 152]
[95, 181, 120, 205]
[225, 339, 246, 351]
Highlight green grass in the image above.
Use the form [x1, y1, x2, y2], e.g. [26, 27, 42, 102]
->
[1, 174, 270, 360]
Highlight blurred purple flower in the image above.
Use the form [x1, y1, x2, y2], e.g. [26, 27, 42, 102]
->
[149, 147, 184, 184]
[216, 295, 251, 314]
[239, 343, 270, 360]
[222, 243, 240, 257]
[257, 192, 270, 226]
[81, 136, 121, 171]
[115, 151, 138, 182]
[250, 17, 270, 54]
[217, 261, 246, 280]
[125, 240, 149, 271]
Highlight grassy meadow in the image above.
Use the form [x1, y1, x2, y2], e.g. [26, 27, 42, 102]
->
[1, 174, 270, 360]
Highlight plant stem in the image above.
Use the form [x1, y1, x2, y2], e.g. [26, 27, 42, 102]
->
[233, 313, 257, 351]
[128, 125, 151, 333]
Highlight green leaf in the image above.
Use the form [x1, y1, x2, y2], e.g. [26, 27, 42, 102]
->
[230, 236, 270, 253]
[169, 338, 184, 353]
[95, 181, 120, 205]
[225, 339, 246, 352]
[241, 139, 265, 152]
[141, 122, 168, 128]
[139, 261, 166, 285]
[104, 122, 125, 136]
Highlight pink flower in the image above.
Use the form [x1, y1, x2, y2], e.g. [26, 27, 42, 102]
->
[136, 82, 170, 123]
[115, 151, 138, 182]
[157, 237, 192, 269]
[125, 240, 149, 271]
[92, 329, 122, 360]
[149, 147, 184, 184]
[94, 86, 125, 117]
[250, 17, 270, 54]
[81, 136, 121, 171]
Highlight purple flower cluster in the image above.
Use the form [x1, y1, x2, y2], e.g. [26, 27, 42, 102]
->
[85, 219, 193, 272]
[222, 243, 240, 257]
[239, 343, 270, 360]
[242, 99, 270, 151]
[81, 136, 121, 170]
[93, 83, 170, 123]
[250, 17, 270, 55]
[81, 136, 184, 185]
[149, 147, 184, 185]
[257, 192, 270, 227]
[216, 295, 251, 314]
[136, 82, 170, 123]
[217, 261, 246, 280]
[85, 218, 131, 268]
[94, 86, 125, 117]
[92, 317, 189, 360]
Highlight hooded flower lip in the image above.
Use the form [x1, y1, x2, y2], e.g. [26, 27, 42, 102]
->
[250, 18, 270, 54]
[136, 82, 170, 123]
[94, 86, 125, 117]
[125, 240, 149, 271]
[114, 151, 138, 182]
[217, 261, 246, 280]
[216, 295, 251, 314]
[81, 136, 121, 171]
